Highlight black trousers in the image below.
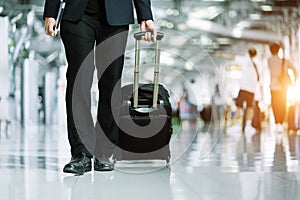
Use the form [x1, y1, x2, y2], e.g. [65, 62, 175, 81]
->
[60, 9, 129, 158]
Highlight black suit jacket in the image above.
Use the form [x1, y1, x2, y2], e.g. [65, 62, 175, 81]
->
[43, 0, 153, 25]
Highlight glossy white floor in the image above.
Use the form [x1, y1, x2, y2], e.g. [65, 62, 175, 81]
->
[0, 118, 300, 200]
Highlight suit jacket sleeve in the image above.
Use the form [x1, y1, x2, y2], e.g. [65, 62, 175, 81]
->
[43, 0, 61, 19]
[133, 0, 154, 23]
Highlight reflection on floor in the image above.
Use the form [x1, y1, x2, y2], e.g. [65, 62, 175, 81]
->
[0, 119, 300, 200]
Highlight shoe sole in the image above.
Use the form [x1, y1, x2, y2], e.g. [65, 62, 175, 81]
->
[94, 167, 114, 171]
[63, 166, 92, 175]
[94, 165, 114, 171]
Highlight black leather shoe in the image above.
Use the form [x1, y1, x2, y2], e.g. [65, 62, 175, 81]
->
[63, 153, 92, 175]
[94, 159, 114, 171]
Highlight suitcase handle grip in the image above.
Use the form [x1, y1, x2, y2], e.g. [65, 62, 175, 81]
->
[134, 31, 164, 41]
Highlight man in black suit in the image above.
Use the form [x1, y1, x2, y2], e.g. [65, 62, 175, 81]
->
[43, 0, 157, 174]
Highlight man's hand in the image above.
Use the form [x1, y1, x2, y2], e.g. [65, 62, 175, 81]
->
[45, 17, 56, 37]
[140, 20, 157, 42]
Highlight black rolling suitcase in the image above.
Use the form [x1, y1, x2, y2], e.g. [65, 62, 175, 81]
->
[117, 32, 172, 163]
[287, 104, 300, 131]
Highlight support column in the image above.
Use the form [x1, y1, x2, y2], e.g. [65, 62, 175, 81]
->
[0, 16, 9, 98]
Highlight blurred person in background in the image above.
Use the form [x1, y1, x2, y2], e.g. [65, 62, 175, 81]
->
[268, 42, 298, 132]
[215, 48, 260, 133]
[211, 84, 225, 126]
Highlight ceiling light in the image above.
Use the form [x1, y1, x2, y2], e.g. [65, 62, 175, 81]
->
[166, 8, 179, 16]
[232, 28, 242, 38]
[11, 13, 23, 24]
[216, 38, 231, 45]
[27, 10, 35, 26]
[202, 0, 226, 2]
[261, 5, 272, 11]
[236, 21, 250, 29]
[200, 35, 213, 46]
[251, 0, 266, 2]
[188, 6, 223, 20]
[228, 10, 237, 18]
[160, 52, 175, 66]
[184, 62, 194, 71]
[187, 19, 212, 31]
[160, 20, 174, 29]
[249, 14, 261, 20]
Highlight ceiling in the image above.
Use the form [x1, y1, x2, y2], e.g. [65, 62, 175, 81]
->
[1, 0, 300, 94]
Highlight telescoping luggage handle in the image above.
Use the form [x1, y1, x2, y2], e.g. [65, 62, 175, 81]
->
[132, 31, 164, 109]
